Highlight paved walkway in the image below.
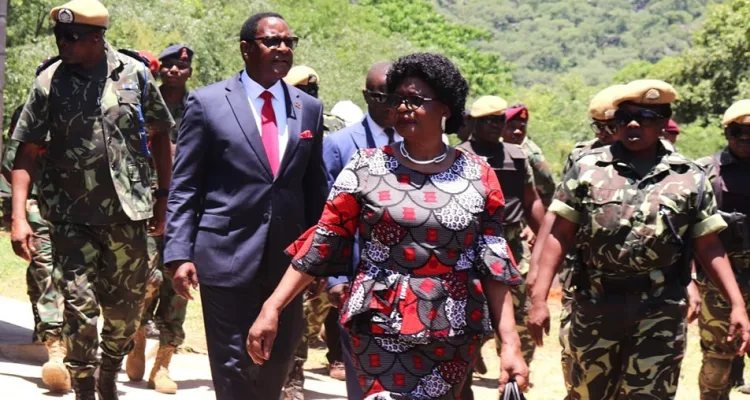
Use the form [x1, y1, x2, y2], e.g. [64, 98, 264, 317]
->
[0, 296, 347, 399]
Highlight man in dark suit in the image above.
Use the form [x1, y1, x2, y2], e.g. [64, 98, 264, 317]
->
[322, 61, 397, 399]
[164, 12, 328, 400]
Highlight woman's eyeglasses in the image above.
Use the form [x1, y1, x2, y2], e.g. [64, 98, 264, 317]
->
[387, 94, 434, 111]
[254, 36, 299, 50]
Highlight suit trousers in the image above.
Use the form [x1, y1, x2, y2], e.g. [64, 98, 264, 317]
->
[200, 282, 304, 400]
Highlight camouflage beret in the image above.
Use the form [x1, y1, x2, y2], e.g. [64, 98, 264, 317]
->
[470, 96, 508, 118]
[284, 65, 319, 86]
[50, 0, 109, 29]
[722, 99, 750, 126]
[613, 79, 678, 106]
[589, 84, 626, 121]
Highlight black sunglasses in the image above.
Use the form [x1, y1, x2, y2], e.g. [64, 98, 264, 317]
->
[479, 115, 506, 125]
[614, 109, 665, 126]
[254, 36, 299, 50]
[364, 90, 389, 104]
[387, 94, 434, 111]
[590, 121, 618, 136]
[727, 125, 750, 138]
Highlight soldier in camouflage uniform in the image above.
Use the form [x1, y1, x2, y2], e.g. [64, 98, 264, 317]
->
[10, 1, 174, 398]
[282, 64, 347, 399]
[125, 44, 192, 395]
[284, 65, 345, 136]
[694, 99, 750, 400]
[2, 105, 70, 393]
[457, 95, 546, 400]
[527, 79, 750, 399]
[501, 104, 556, 208]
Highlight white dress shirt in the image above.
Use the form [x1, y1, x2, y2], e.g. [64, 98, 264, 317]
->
[365, 113, 402, 147]
[240, 69, 289, 159]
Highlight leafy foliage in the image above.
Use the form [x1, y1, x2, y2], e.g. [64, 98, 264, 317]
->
[434, 0, 717, 86]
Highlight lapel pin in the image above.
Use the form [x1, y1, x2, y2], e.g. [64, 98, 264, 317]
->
[295, 102, 302, 109]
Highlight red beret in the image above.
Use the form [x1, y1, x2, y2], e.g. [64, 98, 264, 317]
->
[505, 104, 528, 121]
[665, 119, 680, 134]
[138, 50, 160, 76]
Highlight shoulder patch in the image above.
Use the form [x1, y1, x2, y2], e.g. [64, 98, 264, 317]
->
[117, 49, 149, 68]
[36, 56, 61, 76]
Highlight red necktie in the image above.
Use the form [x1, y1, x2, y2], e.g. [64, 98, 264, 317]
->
[260, 91, 279, 175]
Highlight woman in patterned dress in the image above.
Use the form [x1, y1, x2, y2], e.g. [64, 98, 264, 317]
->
[247, 53, 529, 399]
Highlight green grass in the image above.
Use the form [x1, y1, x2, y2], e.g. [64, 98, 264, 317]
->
[1, 234, 748, 398]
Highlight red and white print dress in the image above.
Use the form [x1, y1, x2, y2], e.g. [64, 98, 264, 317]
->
[286, 147, 521, 399]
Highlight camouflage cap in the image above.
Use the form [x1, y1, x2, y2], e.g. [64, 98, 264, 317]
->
[722, 99, 750, 126]
[470, 96, 508, 118]
[50, 0, 109, 29]
[284, 65, 319, 86]
[589, 84, 626, 121]
[613, 79, 678, 106]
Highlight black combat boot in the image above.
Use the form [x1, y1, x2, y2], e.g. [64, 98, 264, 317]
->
[72, 376, 96, 400]
[97, 354, 122, 400]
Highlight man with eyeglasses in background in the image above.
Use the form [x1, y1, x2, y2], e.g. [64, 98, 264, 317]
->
[164, 12, 328, 400]
[320, 61, 397, 400]
[125, 44, 195, 395]
[694, 100, 750, 400]
[11, 0, 174, 398]
[456, 95, 545, 400]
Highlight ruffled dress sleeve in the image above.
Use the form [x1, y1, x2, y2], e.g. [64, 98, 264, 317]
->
[473, 164, 523, 285]
[285, 149, 369, 277]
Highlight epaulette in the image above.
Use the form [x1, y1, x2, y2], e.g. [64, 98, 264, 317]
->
[117, 49, 149, 68]
[36, 56, 61, 76]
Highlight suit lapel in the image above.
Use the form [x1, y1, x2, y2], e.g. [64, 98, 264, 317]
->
[225, 74, 273, 178]
[349, 119, 370, 151]
[277, 82, 301, 180]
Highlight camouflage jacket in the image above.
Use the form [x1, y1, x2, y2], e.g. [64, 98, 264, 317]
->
[697, 147, 750, 271]
[323, 112, 345, 136]
[550, 141, 726, 277]
[521, 137, 555, 207]
[12, 43, 174, 225]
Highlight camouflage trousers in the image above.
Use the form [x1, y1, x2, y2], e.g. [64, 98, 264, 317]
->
[25, 199, 64, 342]
[294, 286, 332, 361]
[697, 280, 750, 400]
[567, 296, 687, 399]
[141, 235, 187, 347]
[50, 220, 149, 378]
[493, 223, 535, 365]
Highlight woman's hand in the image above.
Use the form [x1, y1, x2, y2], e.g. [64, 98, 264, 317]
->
[246, 305, 280, 364]
[498, 342, 529, 394]
[729, 306, 750, 355]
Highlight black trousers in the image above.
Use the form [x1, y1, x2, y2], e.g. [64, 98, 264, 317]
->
[200, 283, 303, 400]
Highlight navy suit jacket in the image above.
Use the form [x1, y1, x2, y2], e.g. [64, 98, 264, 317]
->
[164, 72, 328, 288]
[322, 118, 375, 288]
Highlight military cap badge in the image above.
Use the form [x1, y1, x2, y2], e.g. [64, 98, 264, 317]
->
[57, 8, 74, 23]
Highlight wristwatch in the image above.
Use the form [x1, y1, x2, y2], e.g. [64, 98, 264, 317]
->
[154, 188, 169, 199]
